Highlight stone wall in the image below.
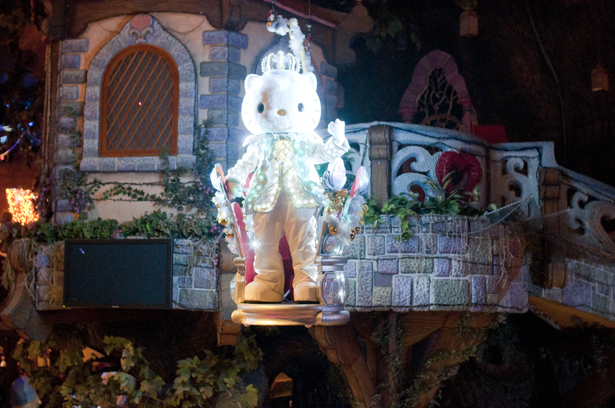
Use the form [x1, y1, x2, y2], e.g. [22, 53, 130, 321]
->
[52, 13, 342, 223]
[35, 242, 64, 310]
[529, 256, 615, 323]
[335, 215, 528, 313]
[200, 30, 249, 172]
[172, 239, 218, 310]
[54, 38, 89, 224]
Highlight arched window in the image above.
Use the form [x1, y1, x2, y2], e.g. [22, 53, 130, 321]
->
[398, 50, 475, 133]
[99, 44, 179, 157]
[414, 67, 463, 130]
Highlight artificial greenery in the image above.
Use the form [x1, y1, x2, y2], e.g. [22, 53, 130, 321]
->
[45, 104, 99, 215]
[2, 211, 221, 248]
[49, 112, 217, 217]
[365, 313, 504, 408]
[361, 195, 383, 228]
[35, 117, 219, 251]
[56, 127, 98, 214]
[363, 176, 498, 241]
[98, 122, 216, 215]
[13, 326, 262, 408]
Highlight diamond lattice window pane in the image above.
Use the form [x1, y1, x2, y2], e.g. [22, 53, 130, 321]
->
[100, 45, 179, 157]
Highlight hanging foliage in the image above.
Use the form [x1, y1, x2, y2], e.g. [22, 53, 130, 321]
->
[13, 326, 262, 408]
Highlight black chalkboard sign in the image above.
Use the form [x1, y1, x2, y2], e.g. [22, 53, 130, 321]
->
[64, 239, 172, 308]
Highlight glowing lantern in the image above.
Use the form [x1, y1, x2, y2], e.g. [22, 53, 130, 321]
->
[460, 10, 478, 37]
[6, 188, 39, 225]
[270, 372, 293, 399]
[592, 63, 609, 92]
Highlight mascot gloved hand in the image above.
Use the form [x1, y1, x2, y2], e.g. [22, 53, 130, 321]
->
[225, 51, 349, 303]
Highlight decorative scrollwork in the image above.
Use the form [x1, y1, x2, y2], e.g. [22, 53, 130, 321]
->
[129, 14, 154, 43]
[569, 191, 589, 232]
[391, 145, 442, 198]
[585, 201, 615, 253]
[420, 113, 462, 131]
[569, 191, 615, 254]
[491, 154, 540, 218]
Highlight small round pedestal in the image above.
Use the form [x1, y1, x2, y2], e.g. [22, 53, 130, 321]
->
[231, 303, 350, 327]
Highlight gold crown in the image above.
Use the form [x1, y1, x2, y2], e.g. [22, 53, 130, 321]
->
[261, 51, 302, 73]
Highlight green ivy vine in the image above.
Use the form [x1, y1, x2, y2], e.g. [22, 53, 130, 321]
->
[50, 115, 217, 221]
[13, 326, 262, 408]
[362, 177, 498, 241]
[365, 313, 504, 408]
[51, 105, 98, 215]
[97, 122, 216, 215]
[2, 210, 220, 248]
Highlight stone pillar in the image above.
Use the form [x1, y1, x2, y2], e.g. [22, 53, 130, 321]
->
[368, 124, 392, 205]
[536, 168, 567, 288]
[460, 100, 477, 134]
[200, 30, 248, 171]
[54, 38, 89, 224]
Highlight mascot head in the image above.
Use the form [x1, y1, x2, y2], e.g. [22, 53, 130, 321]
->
[242, 52, 321, 135]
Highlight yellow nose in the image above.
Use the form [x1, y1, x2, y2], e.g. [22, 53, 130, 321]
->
[277, 109, 286, 116]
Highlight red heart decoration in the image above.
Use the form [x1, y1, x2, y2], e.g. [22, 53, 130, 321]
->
[435, 151, 482, 196]
[130, 14, 153, 31]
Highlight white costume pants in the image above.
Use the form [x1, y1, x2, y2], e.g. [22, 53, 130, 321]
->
[251, 191, 319, 296]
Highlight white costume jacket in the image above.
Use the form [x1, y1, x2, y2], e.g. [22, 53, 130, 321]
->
[227, 131, 349, 214]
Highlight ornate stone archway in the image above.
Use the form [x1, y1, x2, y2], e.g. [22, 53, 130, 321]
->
[82, 14, 197, 172]
[398, 50, 476, 132]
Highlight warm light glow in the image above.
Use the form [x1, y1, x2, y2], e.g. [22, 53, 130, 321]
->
[6, 188, 39, 224]
[592, 64, 609, 92]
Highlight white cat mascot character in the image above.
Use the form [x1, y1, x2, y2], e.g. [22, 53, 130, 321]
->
[226, 51, 349, 303]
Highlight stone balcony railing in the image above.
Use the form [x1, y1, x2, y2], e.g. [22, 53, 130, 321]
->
[340, 122, 615, 323]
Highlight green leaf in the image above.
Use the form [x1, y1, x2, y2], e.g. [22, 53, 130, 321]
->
[121, 348, 134, 370]
[240, 385, 259, 408]
[115, 372, 137, 393]
[199, 385, 214, 399]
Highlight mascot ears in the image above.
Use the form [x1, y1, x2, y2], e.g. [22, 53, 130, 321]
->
[304, 72, 317, 91]
[244, 74, 261, 93]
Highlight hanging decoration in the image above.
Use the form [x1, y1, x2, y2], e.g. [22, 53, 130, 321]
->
[6, 188, 39, 225]
[265, 2, 313, 73]
[459, 9, 478, 37]
[456, 0, 478, 37]
[592, 63, 609, 92]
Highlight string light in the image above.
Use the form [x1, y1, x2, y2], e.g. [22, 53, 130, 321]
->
[0, 139, 21, 161]
[6, 188, 39, 224]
